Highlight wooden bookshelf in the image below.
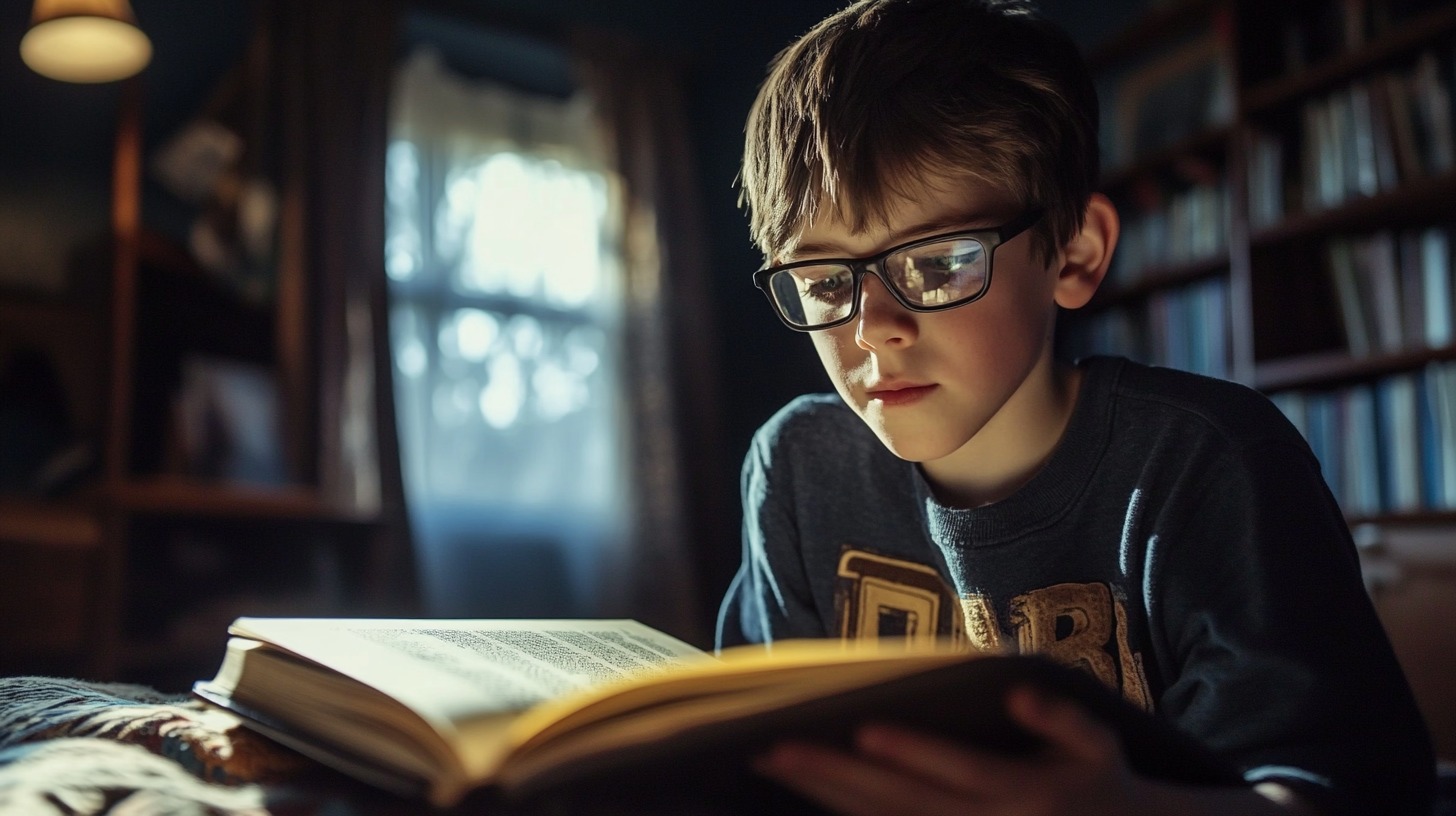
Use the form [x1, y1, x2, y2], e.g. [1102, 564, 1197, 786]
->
[1254, 344, 1456, 391]
[1249, 168, 1456, 247]
[0, 14, 396, 685]
[1089, 253, 1230, 310]
[1101, 123, 1235, 191]
[1242, 3, 1456, 113]
[107, 479, 376, 525]
[0, 497, 104, 549]
[1083, 0, 1456, 445]
[1085, 0, 1225, 71]
[1082, 4, 1456, 760]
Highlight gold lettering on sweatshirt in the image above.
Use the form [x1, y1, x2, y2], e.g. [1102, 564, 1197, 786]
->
[1010, 582, 1119, 689]
[835, 550, 964, 647]
[832, 549, 1153, 710]
[1113, 589, 1153, 711]
[959, 595, 1003, 651]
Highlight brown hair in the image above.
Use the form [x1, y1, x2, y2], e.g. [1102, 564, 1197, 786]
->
[740, 0, 1099, 265]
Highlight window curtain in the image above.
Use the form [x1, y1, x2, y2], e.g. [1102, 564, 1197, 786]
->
[254, 1, 726, 636]
[386, 50, 629, 620]
[266, 0, 416, 610]
[573, 35, 727, 644]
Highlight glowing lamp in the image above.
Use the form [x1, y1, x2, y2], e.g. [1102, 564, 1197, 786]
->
[20, 0, 152, 83]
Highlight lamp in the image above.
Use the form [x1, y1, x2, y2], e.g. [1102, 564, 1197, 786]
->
[20, 0, 152, 83]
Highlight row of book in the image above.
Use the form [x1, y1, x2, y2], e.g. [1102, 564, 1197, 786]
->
[1271, 361, 1456, 517]
[1108, 180, 1229, 287]
[1066, 277, 1229, 381]
[1326, 226, 1454, 357]
[1249, 46, 1456, 226]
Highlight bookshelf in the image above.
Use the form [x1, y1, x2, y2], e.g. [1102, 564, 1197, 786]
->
[1073, 0, 1456, 526]
[1075, 0, 1456, 759]
[0, 20, 392, 688]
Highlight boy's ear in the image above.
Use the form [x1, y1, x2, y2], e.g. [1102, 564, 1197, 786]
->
[1053, 193, 1119, 310]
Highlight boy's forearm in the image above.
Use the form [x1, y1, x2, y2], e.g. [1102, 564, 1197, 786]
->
[1135, 780, 1321, 816]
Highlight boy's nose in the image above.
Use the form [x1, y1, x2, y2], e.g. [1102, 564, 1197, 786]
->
[854, 273, 918, 351]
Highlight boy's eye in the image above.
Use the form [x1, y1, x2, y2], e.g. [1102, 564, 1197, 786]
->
[795, 267, 853, 302]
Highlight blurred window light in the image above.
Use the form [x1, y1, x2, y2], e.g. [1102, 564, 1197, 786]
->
[386, 51, 624, 521]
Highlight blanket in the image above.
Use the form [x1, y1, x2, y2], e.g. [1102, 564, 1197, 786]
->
[0, 676, 747, 815]
[0, 676, 372, 815]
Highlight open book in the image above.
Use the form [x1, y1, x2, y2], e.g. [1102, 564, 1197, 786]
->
[192, 618, 1239, 809]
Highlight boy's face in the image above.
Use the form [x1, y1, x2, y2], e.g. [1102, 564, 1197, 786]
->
[786, 181, 1067, 467]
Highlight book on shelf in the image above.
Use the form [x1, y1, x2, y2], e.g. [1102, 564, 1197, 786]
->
[1356, 231, 1404, 354]
[1420, 227, 1453, 349]
[1275, 362, 1456, 516]
[1347, 384, 1382, 517]
[1325, 228, 1456, 358]
[1291, 50, 1456, 216]
[1327, 239, 1374, 357]
[1410, 50, 1455, 175]
[1418, 365, 1446, 509]
[1365, 77, 1404, 193]
[1347, 81, 1382, 198]
[1382, 69, 1426, 184]
[191, 617, 1238, 809]
[1399, 230, 1426, 348]
[1246, 129, 1286, 228]
[1377, 374, 1423, 513]
[1430, 362, 1456, 508]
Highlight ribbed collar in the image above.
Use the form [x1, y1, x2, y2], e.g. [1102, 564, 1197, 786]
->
[912, 356, 1121, 548]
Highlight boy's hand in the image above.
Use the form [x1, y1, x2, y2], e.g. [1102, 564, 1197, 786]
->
[752, 685, 1143, 816]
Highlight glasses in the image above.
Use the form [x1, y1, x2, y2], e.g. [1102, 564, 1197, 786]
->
[752, 208, 1044, 331]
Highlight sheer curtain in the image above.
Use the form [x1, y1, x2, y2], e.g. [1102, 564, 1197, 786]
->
[386, 51, 628, 618]
[572, 34, 719, 642]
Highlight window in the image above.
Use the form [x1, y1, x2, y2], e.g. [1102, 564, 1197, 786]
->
[385, 50, 624, 616]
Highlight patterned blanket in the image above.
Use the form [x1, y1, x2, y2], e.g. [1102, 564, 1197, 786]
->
[0, 676, 751, 815]
[0, 675, 383, 815]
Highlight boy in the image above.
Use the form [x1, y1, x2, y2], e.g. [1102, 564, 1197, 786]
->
[716, 1, 1435, 814]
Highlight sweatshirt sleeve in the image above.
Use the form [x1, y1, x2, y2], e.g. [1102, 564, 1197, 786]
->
[715, 414, 829, 652]
[1151, 436, 1435, 816]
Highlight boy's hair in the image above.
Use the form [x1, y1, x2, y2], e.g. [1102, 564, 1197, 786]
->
[740, 0, 1099, 266]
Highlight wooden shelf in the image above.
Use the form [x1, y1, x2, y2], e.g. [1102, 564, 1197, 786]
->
[1249, 169, 1456, 248]
[0, 497, 104, 549]
[1242, 3, 1456, 115]
[1085, 0, 1225, 71]
[1091, 253, 1229, 311]
[1253, 344, 1456, 392]
[1349, 510, 1456, 530]
[1101, 123, 1233, 191]
[106, 479, 378, 526]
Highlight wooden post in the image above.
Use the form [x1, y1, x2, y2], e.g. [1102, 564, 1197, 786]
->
[94, 76, 143, 679]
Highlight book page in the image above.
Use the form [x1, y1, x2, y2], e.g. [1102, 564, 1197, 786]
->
[229, 618, 708, 729]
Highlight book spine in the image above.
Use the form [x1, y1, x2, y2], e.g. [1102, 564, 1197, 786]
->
[1328, 239, 1372, 356]
[1422, 227, 1453, 348]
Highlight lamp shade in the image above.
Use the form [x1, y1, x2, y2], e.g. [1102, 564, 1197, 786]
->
[20, 0, 152, 83]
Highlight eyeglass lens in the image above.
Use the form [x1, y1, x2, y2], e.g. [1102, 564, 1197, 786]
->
[767, 236, 989, 328]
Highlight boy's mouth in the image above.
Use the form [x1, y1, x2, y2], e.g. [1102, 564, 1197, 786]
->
[865, 382, 937, 406]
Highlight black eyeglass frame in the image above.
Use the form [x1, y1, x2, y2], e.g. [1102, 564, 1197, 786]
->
[752, 208, 1046, 332]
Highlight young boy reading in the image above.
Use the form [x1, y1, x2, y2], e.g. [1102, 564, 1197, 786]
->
[715, 1, 1435, 814]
